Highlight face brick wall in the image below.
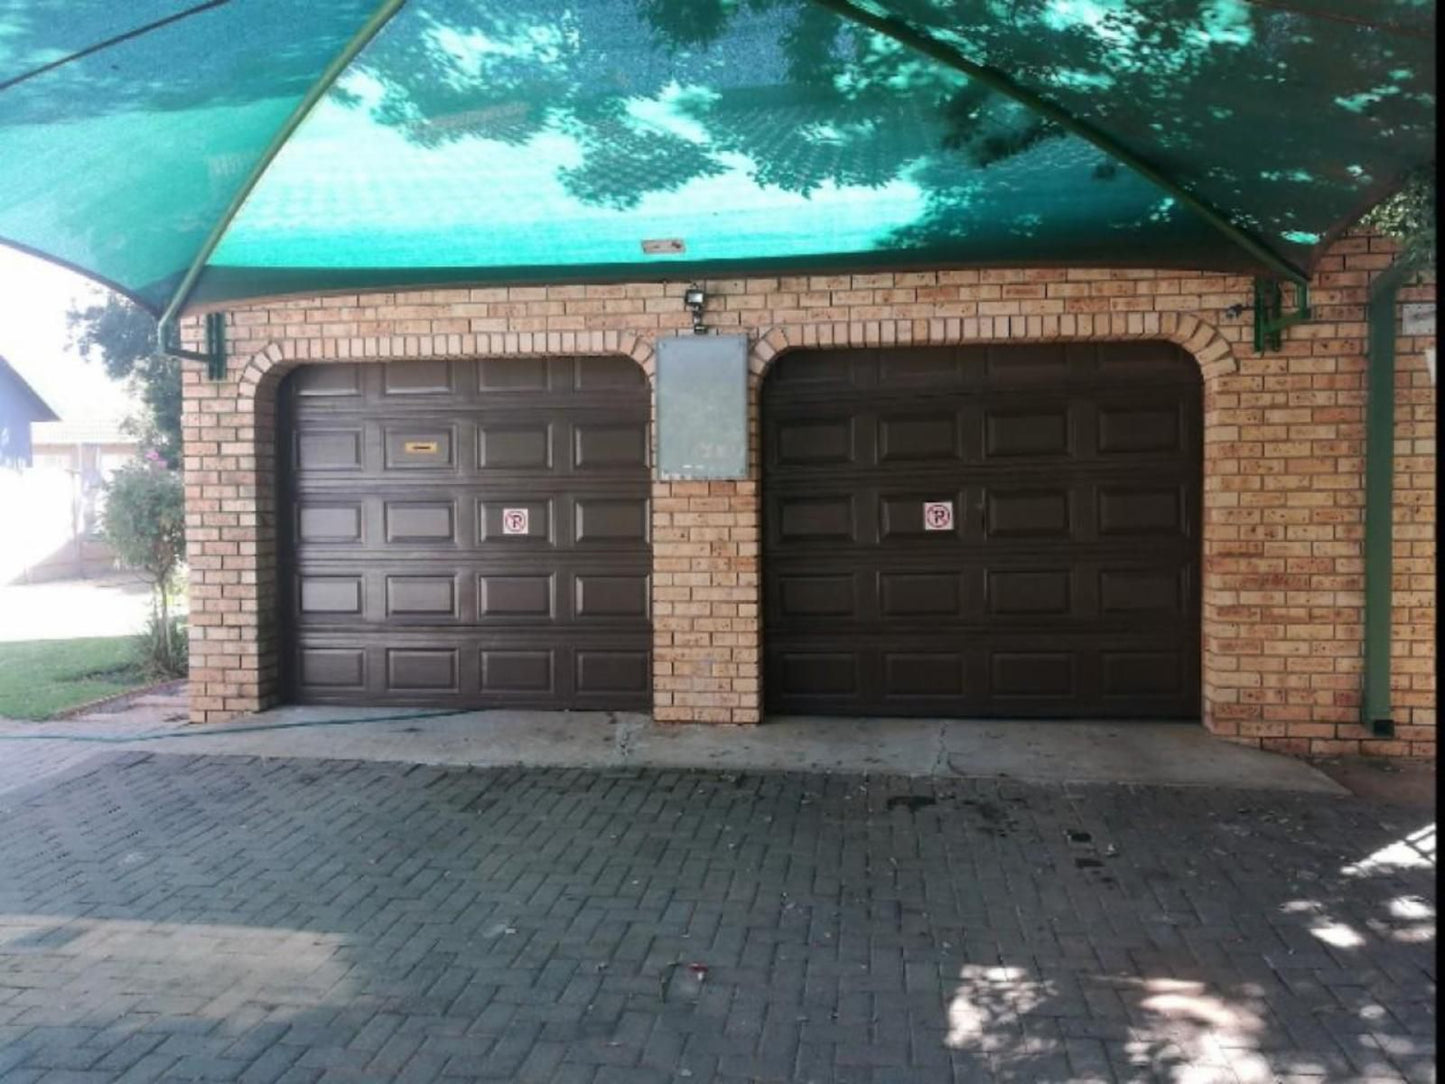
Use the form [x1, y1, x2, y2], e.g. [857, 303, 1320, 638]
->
[181, 231, 1435, 758]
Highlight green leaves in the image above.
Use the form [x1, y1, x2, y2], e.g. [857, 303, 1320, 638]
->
[1363, 164, 1435, 267]
[101, 460, 186, 589]
[66, 297, 181, 467]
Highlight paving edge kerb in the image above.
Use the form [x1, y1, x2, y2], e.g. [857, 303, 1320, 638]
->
[24, 710, 1349, 795]
[52, 678, 188, 721]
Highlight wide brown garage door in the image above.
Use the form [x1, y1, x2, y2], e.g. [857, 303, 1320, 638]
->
[763, 342, 1201, 720]
[280, 356, 651, 711]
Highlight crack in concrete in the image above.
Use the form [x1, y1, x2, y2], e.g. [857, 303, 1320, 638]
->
[930, 721, 951, 777]
[613, 712, 644, 765]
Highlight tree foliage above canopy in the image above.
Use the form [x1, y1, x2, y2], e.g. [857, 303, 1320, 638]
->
[1363, 164, 1436, 266]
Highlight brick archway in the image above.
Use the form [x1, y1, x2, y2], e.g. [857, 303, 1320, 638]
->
[185, 333, 655, 722]
[746, 310, 1239, 380]
[744, 311, 1239, 737]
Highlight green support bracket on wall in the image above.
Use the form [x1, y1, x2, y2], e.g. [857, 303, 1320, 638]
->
[204, 312, 227, 380]
[1253, 277, 1312, 353]
[158, 311, 227, 379]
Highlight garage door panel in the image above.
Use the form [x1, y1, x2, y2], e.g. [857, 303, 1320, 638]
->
[576, 650, 650, 695]
[293, 556, 649, 620]
[879, 347, 969, 386]
[476, 497, 554, 543]
[774, 573, 859, 620]
[282, 357, 651, 711]
[383, 426, 456, 470]
[877, 413, 961, 463]
[574, 497, 649, 544]
[774, 652, 860, 697]
[383, 360, 455, 396]
[384, 500, 457, 544]
[764, 342, 1200, 720]
[1097, 485, 1188, 536]
[474, 356, 646, 395]
[764, 634, 1192, 717]
[985, 568, 1072, 617]
[297, 429, 363, 471]
[478, 574, 555, 620]
[299, 647, 366, 691]
[298, 575, 364, 617]
[298, 504, 362, 544]
[991, 651, 1076, 698]
[292, 628, 651, 711]
[574, 574, 650, 620]
[478, 423, 552, 469]
[1099, 567, 1189, 616]
[574, 422, 648, 470]
[884, 652, 965, 697]
[983, 343, 1074, 385]
[878, 571, 967, 620]
[385, 575, 458, 618]
[479, 356, 550, 391]
[879, 491, 967, 541]
[294, 487, 649, 551]
[295, 365, 363, 398]
[1101, 651, 1186, 697]
[984, 488, 1073, 538]
[388, 648, 460, 692]
[1095, 340, 1192, 376]
[776, 495, 857, 544]
[481, 650, 554, 694]
[771, 349, 867, 389]
[983, 408, 1071, 459]
[1097, 403, 1185, 455]
[774, 417, 857, 467]
[573, 355, 647, 389]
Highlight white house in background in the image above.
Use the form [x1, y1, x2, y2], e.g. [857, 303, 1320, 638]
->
[0, 414, 138, 585]
[29, 417, 139, 536]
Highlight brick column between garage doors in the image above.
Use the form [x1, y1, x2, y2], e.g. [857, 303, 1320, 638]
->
[181, 232, 1436, 757]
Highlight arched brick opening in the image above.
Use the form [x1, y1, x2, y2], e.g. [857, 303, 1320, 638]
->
[186, 335, 655, 723]
[743, 314, 1236, 736]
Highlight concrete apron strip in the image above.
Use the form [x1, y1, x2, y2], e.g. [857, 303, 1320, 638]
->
[8, 707, 1346, 793]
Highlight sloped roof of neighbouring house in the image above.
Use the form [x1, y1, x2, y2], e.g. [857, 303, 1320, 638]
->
[0, 355, 59, 423]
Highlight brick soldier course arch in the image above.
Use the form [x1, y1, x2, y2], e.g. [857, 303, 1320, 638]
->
[183, 240, 1436, 758]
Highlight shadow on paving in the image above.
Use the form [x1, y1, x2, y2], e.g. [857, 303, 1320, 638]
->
[0, 752, 1435, 1083]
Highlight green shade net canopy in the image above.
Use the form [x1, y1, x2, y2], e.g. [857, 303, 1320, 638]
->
[0, 0, 1434, 318]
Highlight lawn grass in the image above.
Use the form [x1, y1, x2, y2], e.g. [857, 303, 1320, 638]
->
[0, 637, 153, 720]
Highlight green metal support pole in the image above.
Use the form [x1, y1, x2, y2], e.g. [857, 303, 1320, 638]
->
[1361, 254, 1424, 734]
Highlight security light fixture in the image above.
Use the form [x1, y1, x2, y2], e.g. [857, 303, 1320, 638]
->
[684, 284, 707, 334]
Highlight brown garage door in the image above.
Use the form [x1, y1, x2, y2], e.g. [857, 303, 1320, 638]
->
[279, 356, 651, 711]
[763, 342, 1201, 720]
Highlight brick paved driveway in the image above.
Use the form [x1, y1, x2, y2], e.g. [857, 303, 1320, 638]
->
[0, 753, 1434, 1083]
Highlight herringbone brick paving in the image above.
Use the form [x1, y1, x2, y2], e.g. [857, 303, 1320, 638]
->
[0, 753, 1434, 1082]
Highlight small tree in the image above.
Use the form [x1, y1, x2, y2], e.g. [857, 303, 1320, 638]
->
[104, 456, 187, 674]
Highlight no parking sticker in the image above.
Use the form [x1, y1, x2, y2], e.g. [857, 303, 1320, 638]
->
[923, 501, 954, 531]
[502, 508, 529, 535]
